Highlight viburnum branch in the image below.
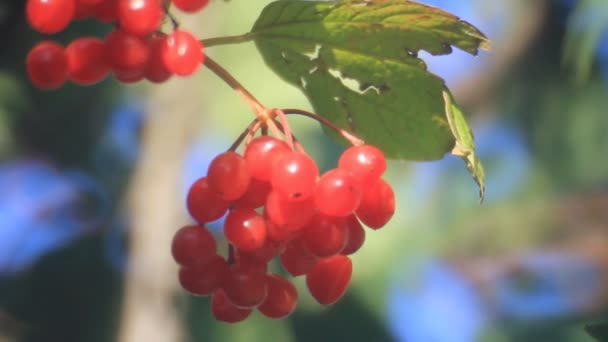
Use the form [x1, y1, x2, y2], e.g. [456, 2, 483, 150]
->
[201, 33, 254, 48]
[281, 108, 365, 146]
[203, 56, 267, 120]
[273, 120, 306, 154]
[271, 109, 294, 149]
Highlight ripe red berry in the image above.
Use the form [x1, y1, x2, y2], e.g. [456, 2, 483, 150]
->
[306, 255, 352, 305]
[235, 179, 271, 209]
[26, 0, 75, 34]
[258, 274, 298, 319]
[338, 145, 386, 187]
[356, 178, 395, 229]
[186, 177, 230, 224]
[341, 215, 366, 255]
[224, 208, 267, 252]
[279, 239, 318, 276]
[207, 152, 251, 201]
[172, 0, 210, 13]
[104, 29, 150, 78]
[244, 136, 291, 181]
[144, 35, 173, 83]
[66, 37, 109, 85]
[314, 168, 361, 217]
[118, 0, 164, 36]
[26, 41, 69, 90]
[171, 225, 217, 266]
[178, 255, 228, 296]
[211, 289, 252, 323]
[223, 262, 268, 308]
[92, 0, 119, 22]
[161, 30, 204, 76]
[74, 1, 96, 20]
[302, 214, 348, 258]
[271, 151, 319, 201]
[237, 239, 284, 264]
[265, 191, 315, 232]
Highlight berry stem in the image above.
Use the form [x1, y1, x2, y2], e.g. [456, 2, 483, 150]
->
[281, 108, 365, 146]
[201, 33, 254, 48]
[203, 56, 267, 120]
[229, 118, 260, 152]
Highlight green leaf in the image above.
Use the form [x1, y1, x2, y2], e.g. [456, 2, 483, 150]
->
[443, 91, 485, 201]
[250, 0, 488, 197]
[586, 322, 608, 341]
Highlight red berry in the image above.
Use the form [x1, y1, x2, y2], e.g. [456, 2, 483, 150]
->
[79, 0, 103, 4]
[271, 151, 319, 201]
[224, 208, 267, 252]
[118, 0, 164, 36]
[161, 30, 204, 76]
[186, 177, 230, 224]
[265, 217, 297, 243]
[211, 289, 252, 323]
[66, 37, 109, 85]
[258, 274, 298, 319]
[237, 239, 284, 264]
[207, 152, 251, 201]
[171, 225, 217, 266]
[113, 69, 145, 83]
[144, 35, 173, 83]
[223, 262, 268, 308]
[244, 136, 291, 181]
[235, 179, 271, 209]
[26, 0, 75, 34]
[104, 29, 150, 78]
[92, 0, 119, 22]
[172, 0, 210, 13]
[265, 191, 315, 232]
[74, 1, 96, 20]
[302, 214, 348, 258]
[178, 255, 228, 296]
[279, 239, 318, 276]
[338, 145, 386, 187]
[356, 178, 395, 229]
[306, 255, 352, 305]
[341, 215, 366, 255]
[314, 168, 361, 217]
[26, 41, 68, 90]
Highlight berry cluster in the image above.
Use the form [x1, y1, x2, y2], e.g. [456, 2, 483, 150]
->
[172, 136, 395, 323]
[25, 0, 208, 89]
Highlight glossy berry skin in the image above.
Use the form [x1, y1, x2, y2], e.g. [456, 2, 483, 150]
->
[179, 255, 228, 296]
[258, 274, 298, 319]
[186, 177, 230, 224]
[224, 208, 267, 252]
[207, 152, 251, 201]
[223, 262, 268, 308]
[104, 29, 150, 77]
[356, 178, 395, 229]
[171, 225, 217, 266]
[118, 0, 164, 36]
[66, 37, 109, 85]
[161, 30, 204, 76]
[145, 35, 173, 83]
[338, 145, 386, 187]
[306, 255, 352, 305]
[302, 214, 348, 258]
[26, 41, 69, 90]
[271, 151, 319, 201]
[279, 239, 318, 276]
[265, 191, 315, 232]
[26, 0, 75, 34]
[244, 136, 291, 181]
[341, 215, 366, 255]
[237, 239, 284, 264]
[172, 0, 210, 13]
[314, 168, 361, 217]
[211, 289, 252, 323]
